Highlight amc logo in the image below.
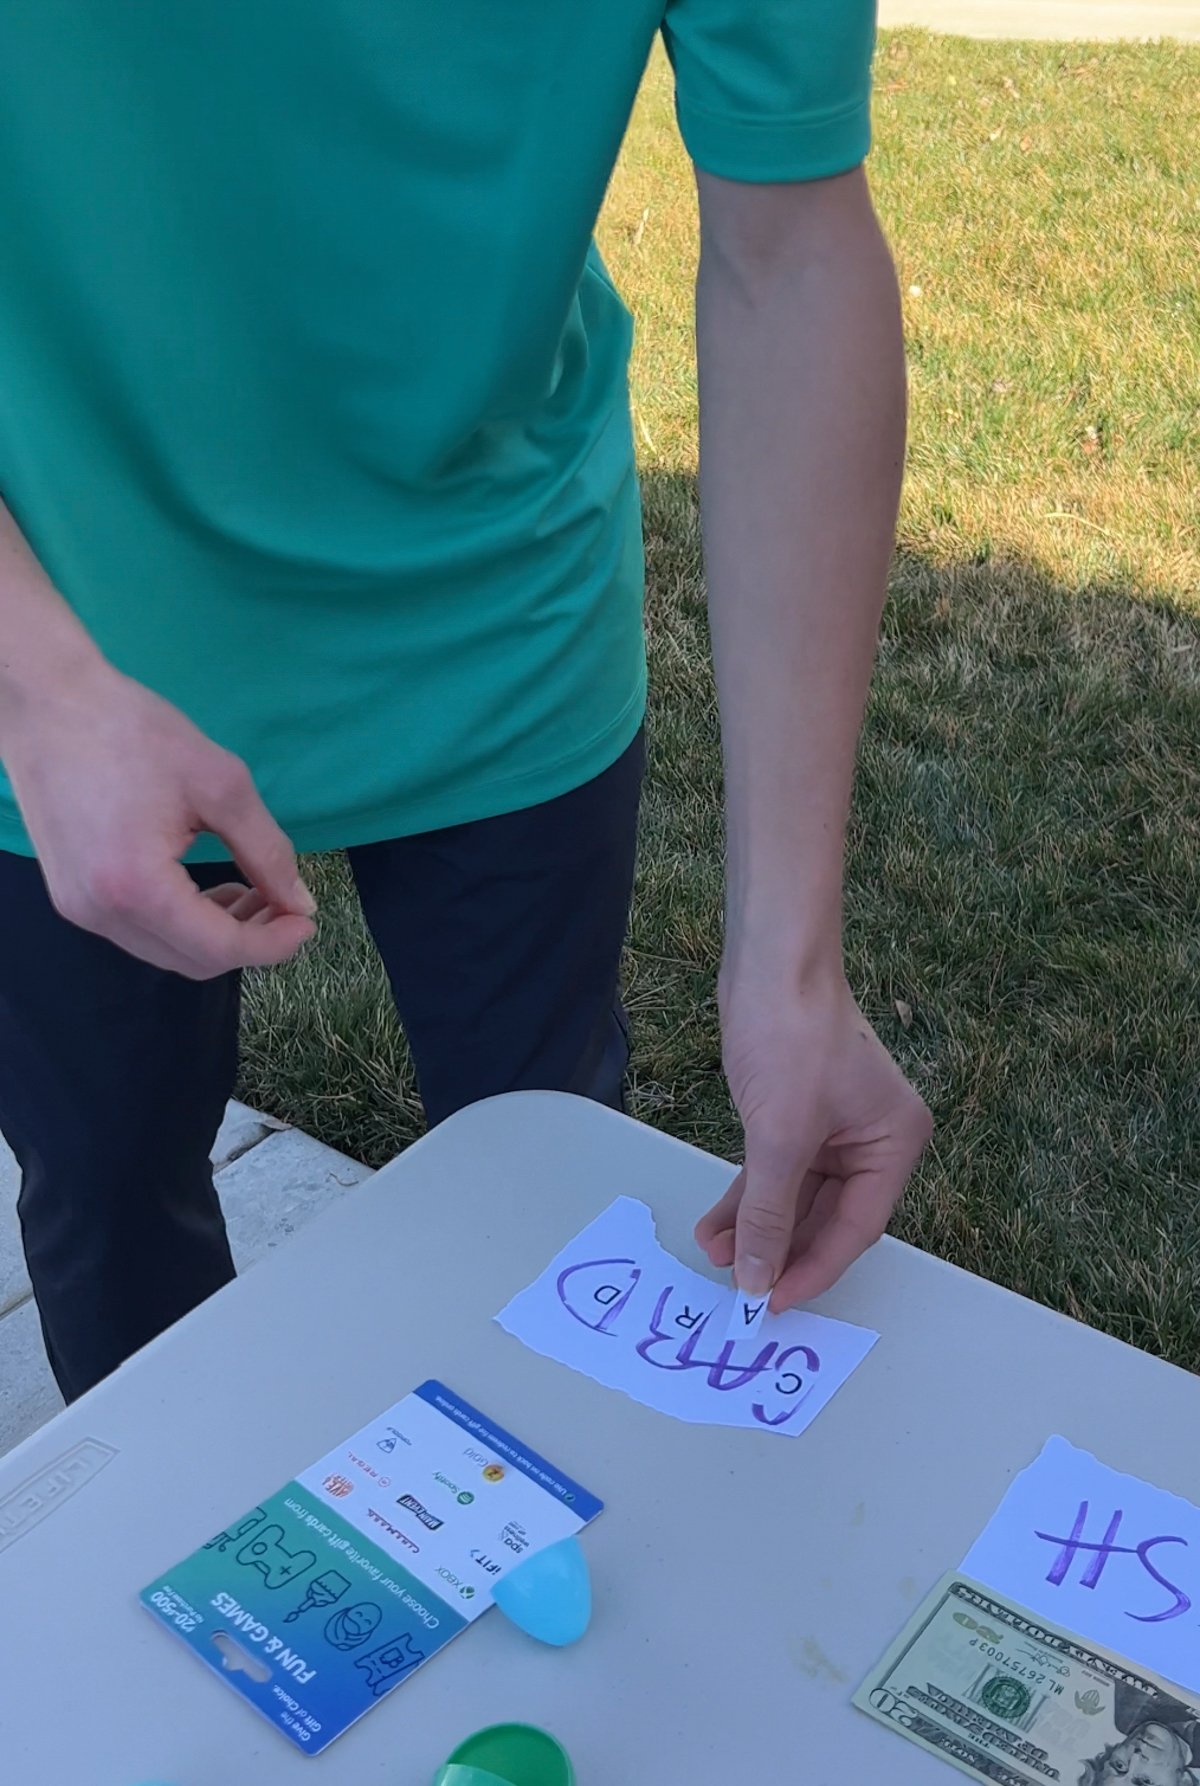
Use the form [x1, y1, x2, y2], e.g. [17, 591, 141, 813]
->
[323, 1475, 354, 1499]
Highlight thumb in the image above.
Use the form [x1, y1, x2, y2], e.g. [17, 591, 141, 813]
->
[200, 755, 316, 916]
[734, 1111, 825, 1299]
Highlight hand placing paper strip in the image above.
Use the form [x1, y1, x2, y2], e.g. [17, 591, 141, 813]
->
[495, 1196, 877, 1437]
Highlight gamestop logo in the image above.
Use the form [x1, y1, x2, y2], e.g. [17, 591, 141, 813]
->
[397, 1494, 443, 1532]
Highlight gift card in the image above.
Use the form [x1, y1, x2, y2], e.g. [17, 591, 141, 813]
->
[142, 1381, 601, 1755]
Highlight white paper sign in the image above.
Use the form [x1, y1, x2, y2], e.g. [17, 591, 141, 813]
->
[963, 1436, 1200, 1693]
[495, 1195, 877, 1437]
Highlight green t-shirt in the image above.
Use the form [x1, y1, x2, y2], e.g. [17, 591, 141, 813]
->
[0, 3, 874, 858]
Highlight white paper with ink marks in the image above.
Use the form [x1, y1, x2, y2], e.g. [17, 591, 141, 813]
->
[962, 1436, 1200, 1694]
[495, 1195, 877, 1436]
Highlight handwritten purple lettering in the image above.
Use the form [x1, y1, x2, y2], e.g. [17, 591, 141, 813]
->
[752, 1346, 820, 1428]
[634, 1288, 819, 1427]
[556, 1258, 640, 1335]
[637, 1287, 772, 1386]
[1035, 1501, 1192, 1624]
[551, 1253, 828, 1430]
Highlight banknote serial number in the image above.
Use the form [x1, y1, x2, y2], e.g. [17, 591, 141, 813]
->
[969, 1641, 1066, 1691]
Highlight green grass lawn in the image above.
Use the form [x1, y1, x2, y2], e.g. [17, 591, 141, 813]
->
[240, 33, 1200, 1370]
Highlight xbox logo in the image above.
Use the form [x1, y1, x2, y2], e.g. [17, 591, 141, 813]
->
[437, 1565, 478, 1602]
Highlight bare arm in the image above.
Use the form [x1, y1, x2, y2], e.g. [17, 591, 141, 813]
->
[692, 167, 931, 1304]
[699, 167, 902, 980]
[0, 498, 315, 975]
[0, 504, 99, 719]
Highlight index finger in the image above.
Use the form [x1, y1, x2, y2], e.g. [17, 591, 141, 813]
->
[120, 859, 315, 978]
[697, 1167, 827, 1273]
[213, 778, 315, 917]
[732, 1092, 830, 1295]
[770, 1167, 899, 1309]
[733, 1148, 812, 1298]
[695, 1170, 746, 1259]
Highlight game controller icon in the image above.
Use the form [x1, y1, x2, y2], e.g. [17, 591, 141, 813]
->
[204, 1506, 267, 1553]
[236, 1522, 317, 1590]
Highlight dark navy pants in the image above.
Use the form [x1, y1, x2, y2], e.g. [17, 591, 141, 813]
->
[0, 732, 643, 1401]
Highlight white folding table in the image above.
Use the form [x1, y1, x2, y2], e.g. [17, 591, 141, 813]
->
[2, 1092, 1197, 1784]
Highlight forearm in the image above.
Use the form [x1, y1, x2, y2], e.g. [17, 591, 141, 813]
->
[696, 170, 905, 984]
[0, 499, 106, 749]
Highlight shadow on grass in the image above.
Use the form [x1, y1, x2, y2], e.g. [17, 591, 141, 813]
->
[240, 468, 1200, 1370]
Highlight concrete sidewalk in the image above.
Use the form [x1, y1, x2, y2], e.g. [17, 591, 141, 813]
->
[878, 0, 1200, 39]
[0, 1103, 373, 1456]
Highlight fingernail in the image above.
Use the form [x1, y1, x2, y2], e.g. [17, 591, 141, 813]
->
[294, 883, 317, 918]
[737, 1256, 774, 1296]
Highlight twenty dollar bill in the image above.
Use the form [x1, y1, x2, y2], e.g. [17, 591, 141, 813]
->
[854, 1574, 1200, 1785]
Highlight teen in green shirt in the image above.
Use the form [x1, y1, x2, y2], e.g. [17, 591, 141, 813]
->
[0, 1, 930, 1399]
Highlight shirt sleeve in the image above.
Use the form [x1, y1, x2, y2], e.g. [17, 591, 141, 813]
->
[660, 0, 877, 184]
